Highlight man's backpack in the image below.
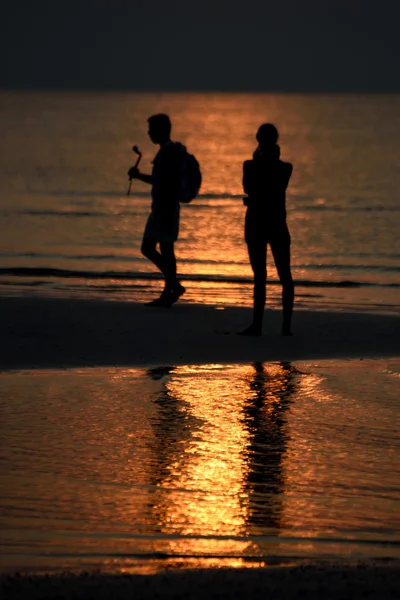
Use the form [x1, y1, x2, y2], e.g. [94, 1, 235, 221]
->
[180, 151, 202, 203]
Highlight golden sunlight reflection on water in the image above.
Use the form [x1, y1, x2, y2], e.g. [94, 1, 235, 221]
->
[0, 359, 399, 573]
[1, 93, 399, 308]
[146, 363, 304, 559]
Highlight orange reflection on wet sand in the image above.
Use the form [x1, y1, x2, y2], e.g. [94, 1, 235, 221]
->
[281, 361, 400, 543]
[150, 365, 252, 557]
[147, 363, 297, 559]
[1, 360, 399, 574]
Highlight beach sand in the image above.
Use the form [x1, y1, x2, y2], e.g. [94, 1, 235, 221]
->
[1, 564, 400, 599]
[0, 296, 399, 370]
[1, 296, 399, 598]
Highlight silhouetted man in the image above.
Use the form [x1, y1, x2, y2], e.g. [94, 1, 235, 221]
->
[239, 123, 294, 336]
[128, 114, 186, 306]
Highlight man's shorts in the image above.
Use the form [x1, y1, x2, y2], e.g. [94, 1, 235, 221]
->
[143, 205, 180, 243]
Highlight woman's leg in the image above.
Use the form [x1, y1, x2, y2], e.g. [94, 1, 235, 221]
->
[270, 237, 294, 335]
[238, 239, 267, 335]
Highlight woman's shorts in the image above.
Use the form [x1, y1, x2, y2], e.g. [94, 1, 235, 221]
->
[245, 217, 291, 246]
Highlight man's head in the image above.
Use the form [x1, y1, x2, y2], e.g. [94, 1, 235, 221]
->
[256, 123, 279, 148]
[148, 114, 172, 145]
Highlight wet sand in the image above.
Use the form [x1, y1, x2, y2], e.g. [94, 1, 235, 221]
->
[1, 296, 399, 597]
[0, 296, 399, 370]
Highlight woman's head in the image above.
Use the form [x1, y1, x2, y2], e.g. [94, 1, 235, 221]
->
[256, 123, 279, 147]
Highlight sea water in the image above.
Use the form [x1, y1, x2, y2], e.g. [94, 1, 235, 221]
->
[0, 91, 399, 312]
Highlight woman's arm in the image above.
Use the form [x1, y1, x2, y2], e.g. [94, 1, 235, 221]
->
[243, 160, 254, 196]
[282, 162, 293, 190]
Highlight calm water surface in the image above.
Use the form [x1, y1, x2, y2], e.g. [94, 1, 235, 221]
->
[0, 92, 399, 311]
[1, 359, 399, 573]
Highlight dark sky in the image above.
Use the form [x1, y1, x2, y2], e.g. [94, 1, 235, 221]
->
[2, 0, 400, 91]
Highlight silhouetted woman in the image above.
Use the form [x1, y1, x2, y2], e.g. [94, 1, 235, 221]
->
[239, 124, 294, 336]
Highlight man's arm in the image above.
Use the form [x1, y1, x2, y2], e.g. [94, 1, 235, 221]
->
[127, 166, 152, 185]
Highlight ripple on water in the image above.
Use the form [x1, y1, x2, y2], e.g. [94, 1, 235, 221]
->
[0, 358, 399, 573]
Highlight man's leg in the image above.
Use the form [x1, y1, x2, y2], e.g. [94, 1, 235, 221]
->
[160, 241, 185, 304]
[238, 239, 267, 336]
[141, 237, 165, 275]
[141, 237, 171, 304]
[270, 239, 294, 336]
[159, 241, 177, 289]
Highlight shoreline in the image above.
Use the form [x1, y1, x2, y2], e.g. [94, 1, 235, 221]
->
[0, 296, 399, 370]
[1, 295, 399, 597]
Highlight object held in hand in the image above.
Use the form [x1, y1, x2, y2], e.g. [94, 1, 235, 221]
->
[127, 145, 142, 196]
[128, 166, 140, 180]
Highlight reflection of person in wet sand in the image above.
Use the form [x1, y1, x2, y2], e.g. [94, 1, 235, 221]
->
[239, 123, 294, 336]
[146, 366, 200, 485]
[242, 362, 299, 530]
[146, 362, 299, 538]
[146, 366, 188, 482]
